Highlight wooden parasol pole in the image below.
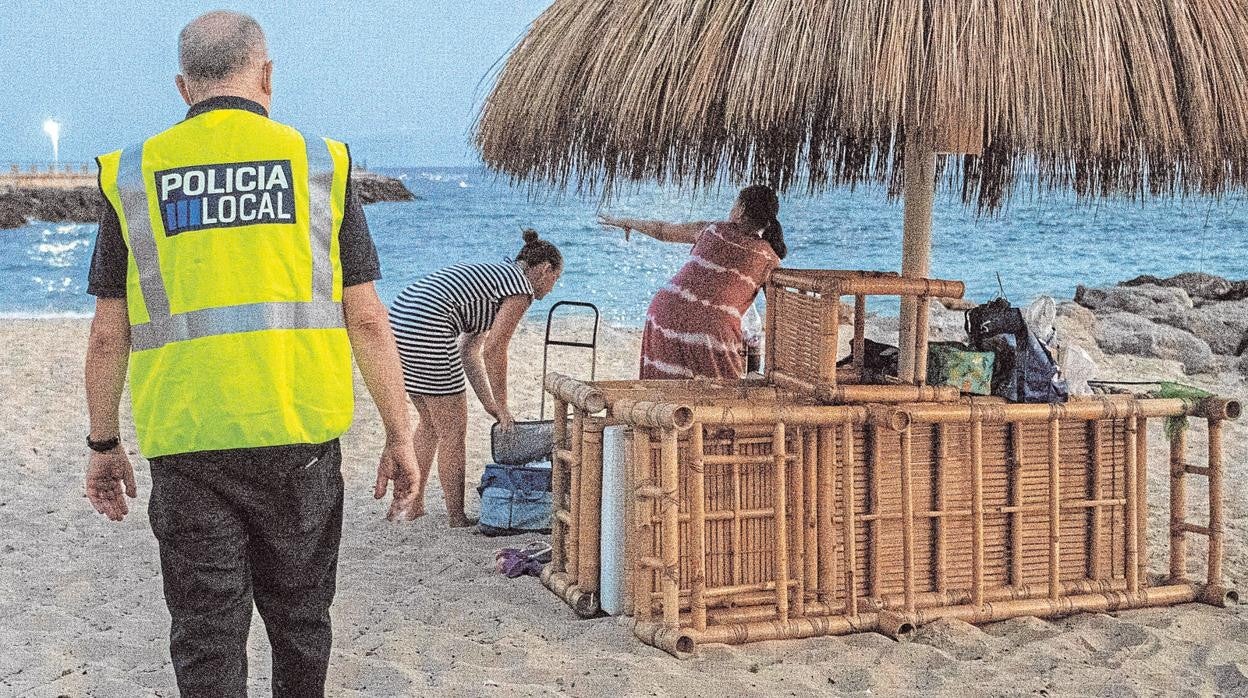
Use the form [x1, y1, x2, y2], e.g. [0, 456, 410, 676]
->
[898, 133, 936, 383]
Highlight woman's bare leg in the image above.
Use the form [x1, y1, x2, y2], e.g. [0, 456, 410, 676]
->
[409, 395, 439, 509]
[420, 392, 472, 527]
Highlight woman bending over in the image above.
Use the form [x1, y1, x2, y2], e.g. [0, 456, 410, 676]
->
[389, 230, 563, 527]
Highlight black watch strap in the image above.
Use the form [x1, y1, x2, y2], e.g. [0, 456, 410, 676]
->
[87, 435, 121, 453]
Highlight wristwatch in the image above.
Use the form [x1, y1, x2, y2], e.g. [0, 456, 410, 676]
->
[87, 434, 121, 453]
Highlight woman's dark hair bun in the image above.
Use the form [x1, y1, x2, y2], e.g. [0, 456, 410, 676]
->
[516, 228, 564, 271]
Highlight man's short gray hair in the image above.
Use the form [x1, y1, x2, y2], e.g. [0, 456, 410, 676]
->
[178, 11, 267, 82]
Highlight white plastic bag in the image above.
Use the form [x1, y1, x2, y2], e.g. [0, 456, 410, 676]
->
[1022, 296, 1057, 346]
[1056, 343, 1098, 396]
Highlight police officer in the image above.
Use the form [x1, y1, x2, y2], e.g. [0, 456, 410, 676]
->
[83, 11, 421, 696]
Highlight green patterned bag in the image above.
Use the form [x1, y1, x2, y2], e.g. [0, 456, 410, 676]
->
[927, 342, 995, 396]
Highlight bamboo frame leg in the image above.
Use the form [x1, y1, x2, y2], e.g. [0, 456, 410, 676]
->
[818, 426, 836, 603]
[1169, 425, 1187, 582]
[689, 424, 707, 632]
[972, 420, 985, 606]
[732, 454, 743, 588]
[1135, 417, 1148, 587]
[900, 426, 916, 612]
[1049, 419, 1062, 599]
[551, 398, 568, 573]
[1010, 422, 1024, 587]
[578, 420, 604, 593]
[660, 429, 680, 631]
[633, 429, 655, 623]
[913, 296, 931, 385]
[869, 425, 882, 598]
[568, 411, 583, 585]
[793, 429, 807, 618]
[773, 423, 790, 620]
[935, 424, 948, 594]
[820, 291, 840, 385]
[1125, 417, 1139, 593]
[842, 423, 858, 616]
[804, 429, 819, 606]
[1089, 421, 1104, 581]
[1207, 419, 1224, 587]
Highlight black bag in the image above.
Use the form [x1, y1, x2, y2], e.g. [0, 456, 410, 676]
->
[837, 338, 899, 380]
[965, 298, 1067, 404]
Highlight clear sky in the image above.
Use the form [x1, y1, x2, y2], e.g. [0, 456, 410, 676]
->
[1, 1, 551, 167]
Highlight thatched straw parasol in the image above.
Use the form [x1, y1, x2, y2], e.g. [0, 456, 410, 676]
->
[476, 1, 1248, 379]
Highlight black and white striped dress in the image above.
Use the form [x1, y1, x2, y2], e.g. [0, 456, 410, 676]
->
[389, 261, 534, 396]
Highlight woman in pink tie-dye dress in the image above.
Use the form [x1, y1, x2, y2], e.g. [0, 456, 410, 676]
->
[599, 185, 787, 379]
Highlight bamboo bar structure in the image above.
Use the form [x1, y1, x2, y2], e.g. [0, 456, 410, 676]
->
[1169, 425, 1187, 581]
[1124, 417, 1139, 593]
[773, 423, 790, 620]
[965, 419, 983, 606]
[540, 351, 1239, 655]
[567, 412, 583, 583]
[577, 419, 604, 594]
[689, 424, 708, 632]
[660, 429, 680, 631]
[765, 269, 964, 402]
[545, 372, 606, 413]
[551, 398, 568, 572]
[817, 426, 836, 604]
[1207, 420, 1224, 587]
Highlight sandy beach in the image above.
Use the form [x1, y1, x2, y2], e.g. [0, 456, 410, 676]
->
[1, 316, 1245, 697]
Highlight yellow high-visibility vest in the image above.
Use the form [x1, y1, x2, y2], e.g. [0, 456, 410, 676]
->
[97, 108, 354, 457]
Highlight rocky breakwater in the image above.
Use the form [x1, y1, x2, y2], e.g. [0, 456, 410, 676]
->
[1070, 272, 1248, 376]
[0, 170, 415, 230]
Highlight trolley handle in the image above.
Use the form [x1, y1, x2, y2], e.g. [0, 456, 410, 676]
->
[540, 300, 600, 420]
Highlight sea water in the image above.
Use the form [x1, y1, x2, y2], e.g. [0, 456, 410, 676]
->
[2, 166, 1246, 325]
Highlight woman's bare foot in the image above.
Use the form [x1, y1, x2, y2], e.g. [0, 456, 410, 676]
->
[448, 514, 477, 528]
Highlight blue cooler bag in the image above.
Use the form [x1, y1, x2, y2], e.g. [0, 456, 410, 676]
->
[477, 462, 553, 536]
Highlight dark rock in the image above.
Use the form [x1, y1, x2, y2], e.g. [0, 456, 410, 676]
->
[1095, 311, 1216, 373]
[0, 185, 107, 228]
[1121, 271, 1248, 302]
[1074, 283, 1191, 320]
[0, 201, 26, 228]
[1054, 302, 1101, 356]
[1, 172, 414, 229]
[351, 171, 416, 204]
[1173, 300, 1248, 355]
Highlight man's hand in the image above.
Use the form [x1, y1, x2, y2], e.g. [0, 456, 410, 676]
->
[85, 447, 137, 522]
[372, 436, 424, 521]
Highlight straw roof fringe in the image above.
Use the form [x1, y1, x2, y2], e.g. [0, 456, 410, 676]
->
[476, 1, 1248, 211]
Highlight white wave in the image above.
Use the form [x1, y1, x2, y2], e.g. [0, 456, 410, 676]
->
[0, 310, 93, 319]
[36, 240, 89, 255]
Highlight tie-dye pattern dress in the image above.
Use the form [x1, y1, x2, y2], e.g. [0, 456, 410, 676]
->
[640, 222, 780, 379]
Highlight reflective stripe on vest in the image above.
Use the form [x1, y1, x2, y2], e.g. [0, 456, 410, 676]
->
[115, 138, 343, 351]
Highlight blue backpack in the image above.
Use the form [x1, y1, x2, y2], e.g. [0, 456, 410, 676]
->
[477, 462, 552, 536]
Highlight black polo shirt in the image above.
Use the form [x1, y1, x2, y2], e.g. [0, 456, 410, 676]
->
[87, 96, 382, 298]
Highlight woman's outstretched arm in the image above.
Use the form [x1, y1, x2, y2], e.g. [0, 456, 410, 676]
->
[598, 214, 710, 244]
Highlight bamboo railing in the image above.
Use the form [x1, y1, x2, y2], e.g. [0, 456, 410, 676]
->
[766, 269, 966, 392]
[542, 373, 1240, 656]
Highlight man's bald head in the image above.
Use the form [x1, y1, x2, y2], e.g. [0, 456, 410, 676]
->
[179, 11, 266, 81]
[176, 11, 272, 109]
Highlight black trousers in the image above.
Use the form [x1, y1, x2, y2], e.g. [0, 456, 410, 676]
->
[149, 439, 344, 697]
